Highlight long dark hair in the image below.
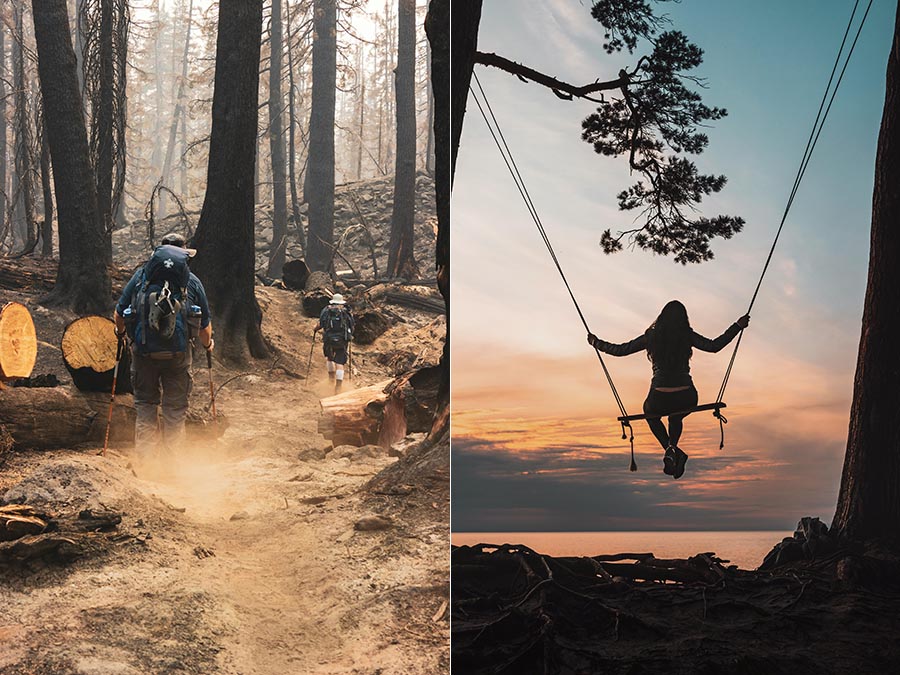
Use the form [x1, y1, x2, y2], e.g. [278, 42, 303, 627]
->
[646, 300, 692, 368]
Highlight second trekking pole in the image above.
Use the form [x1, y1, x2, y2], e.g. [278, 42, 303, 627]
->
[207, 348, 217, 423]
[305, 330, 317, 387]
[102, 335, 126, 457]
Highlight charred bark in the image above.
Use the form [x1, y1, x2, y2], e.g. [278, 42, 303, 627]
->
[13, 1, 36, 256]
[39, 116, 53, 256]
[305, 0, 336, 273]
[833, 3, 900, 545]
[190, 0, 268, 360]
[424, 0, 450, 437]
[386, 0, 417, 279]
[32, 0, 111, 314]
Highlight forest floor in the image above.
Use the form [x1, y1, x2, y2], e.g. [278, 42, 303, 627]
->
[0, 285, 449, 674]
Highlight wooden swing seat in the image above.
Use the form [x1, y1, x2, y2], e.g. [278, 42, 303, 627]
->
[617, 402, 726, 423]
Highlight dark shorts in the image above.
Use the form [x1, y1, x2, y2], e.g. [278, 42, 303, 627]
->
[643, 387, 698, 418]
[323, 341, 348, 365]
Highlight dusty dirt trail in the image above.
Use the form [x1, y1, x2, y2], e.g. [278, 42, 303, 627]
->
[0, 287, 449, 674]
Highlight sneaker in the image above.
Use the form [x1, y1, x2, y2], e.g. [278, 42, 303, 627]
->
[663, 446, 675, 475]
[673, 447, 689, 479]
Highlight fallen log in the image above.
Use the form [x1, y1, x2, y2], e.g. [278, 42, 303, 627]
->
[61, 315, 133, 394]
[353, 309, 391, 344]
[0, 504, 48, 541]
[0, 302, 37, 381]
[0, 257, 136, 297]
[382, 291, 445, 315]
[302, 270, 335, 317]
[382, 365, 441, 438]
[318, 380, 391, 447]
[0, 386, 95, 449]
[282, 259, 310, 290]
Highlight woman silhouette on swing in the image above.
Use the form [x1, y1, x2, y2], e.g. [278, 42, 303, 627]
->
[588, 300, 749, 479]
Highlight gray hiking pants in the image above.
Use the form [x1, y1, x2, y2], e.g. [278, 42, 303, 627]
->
[131, 350, 193, 456]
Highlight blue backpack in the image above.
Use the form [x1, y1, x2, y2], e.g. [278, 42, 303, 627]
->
[131, 245, 191, 355]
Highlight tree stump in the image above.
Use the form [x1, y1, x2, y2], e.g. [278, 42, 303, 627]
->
[302, 271, 334, 317]
[318, 380, 391, 447]
[0, 302, 37, 381]
[61, 315, 133, 394]
[383, 365, 441, 439]
[353, 309, 391, 345]
[0, 387, 95, 449]
[282, 259, 310, 290]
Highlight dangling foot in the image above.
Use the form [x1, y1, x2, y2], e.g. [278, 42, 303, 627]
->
[673, 447, 689, 479]
[663, 446, 676, 475]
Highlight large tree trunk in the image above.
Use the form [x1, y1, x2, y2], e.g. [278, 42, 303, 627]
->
[266, 0, 289, 278]
[833, 3, 900, 544]
[386, 0, 417, 279]
[95, 0, 114, 248]
[424, 0, 451, 438]
[32, 0, 111, 315]
[305, 0, 336, 273]
[284, 0, 304, 256]
[189, 0, 268, 361]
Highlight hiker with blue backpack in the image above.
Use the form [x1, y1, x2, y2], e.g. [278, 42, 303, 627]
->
[114, 233, 214, 461]
[315, 293, 354, 393]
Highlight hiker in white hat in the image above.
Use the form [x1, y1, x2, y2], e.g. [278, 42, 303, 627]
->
[314, 293, 355, 393]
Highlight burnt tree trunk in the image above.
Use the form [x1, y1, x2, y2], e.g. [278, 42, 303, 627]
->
[833, 3, 900, 544]
[95, 0, 114, 247]
[386, 0, 417, 279]
[424, 0, 451, 437]
[0, 22, 7, 240]
[266, 0, 289, 278]
[13, 1, 36, 255]
[39, 116, 53, 256]
[32, 0, 111, 314]
[285, 0, 304, 255]
[305, 0, 336, 273]
[160, 0, 193, 214]
[190, 0, 268, 360]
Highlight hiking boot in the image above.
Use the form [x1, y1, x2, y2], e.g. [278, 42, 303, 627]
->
[673, 447, 689, 480]
[663, 446, 675, 475]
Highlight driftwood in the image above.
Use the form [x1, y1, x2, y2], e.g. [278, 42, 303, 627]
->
[61, 315, 134, 394]
[0, 386, 96, 449]
[318, 380, 391, 447]
[0, 302, 37, 381]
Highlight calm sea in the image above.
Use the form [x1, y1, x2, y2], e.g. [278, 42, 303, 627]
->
[451, 531, 790, 570]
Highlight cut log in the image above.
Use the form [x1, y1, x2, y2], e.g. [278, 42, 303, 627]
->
[0, 302, 37, 381]
[302, 270, 335, 317]
[353, 309, 391, 345]
[318, 380, 391, 447]
[0, 386, 96, 449]
[381, 366, 441, 443]
[61, 315, 133, 394]
[282, 259, 310, 290]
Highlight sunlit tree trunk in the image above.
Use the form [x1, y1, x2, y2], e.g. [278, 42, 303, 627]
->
[266, 0, 288, 278]
[386, 0, 417, 278]
[190, 0, 268, 360]
[305, 0, 336, 272]
[833, 1, 900, 545]
[32, 0, 111, 313]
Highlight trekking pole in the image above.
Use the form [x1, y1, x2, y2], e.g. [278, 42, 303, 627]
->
[305, 330, 317, 387]
[102, 336, 126, 457]
[348, 341, 352, 381]
[206, 347, 217, 422]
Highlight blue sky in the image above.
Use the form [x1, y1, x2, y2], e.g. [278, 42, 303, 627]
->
[451, 0, 896, 532]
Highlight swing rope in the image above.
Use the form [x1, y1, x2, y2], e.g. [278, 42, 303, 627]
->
[713, 0, 872, 446]
[469, 72, 637, 469]
[470, 0, 871, 463]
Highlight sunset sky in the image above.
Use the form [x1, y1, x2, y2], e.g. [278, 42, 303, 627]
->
[451, 1, 896, 532]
